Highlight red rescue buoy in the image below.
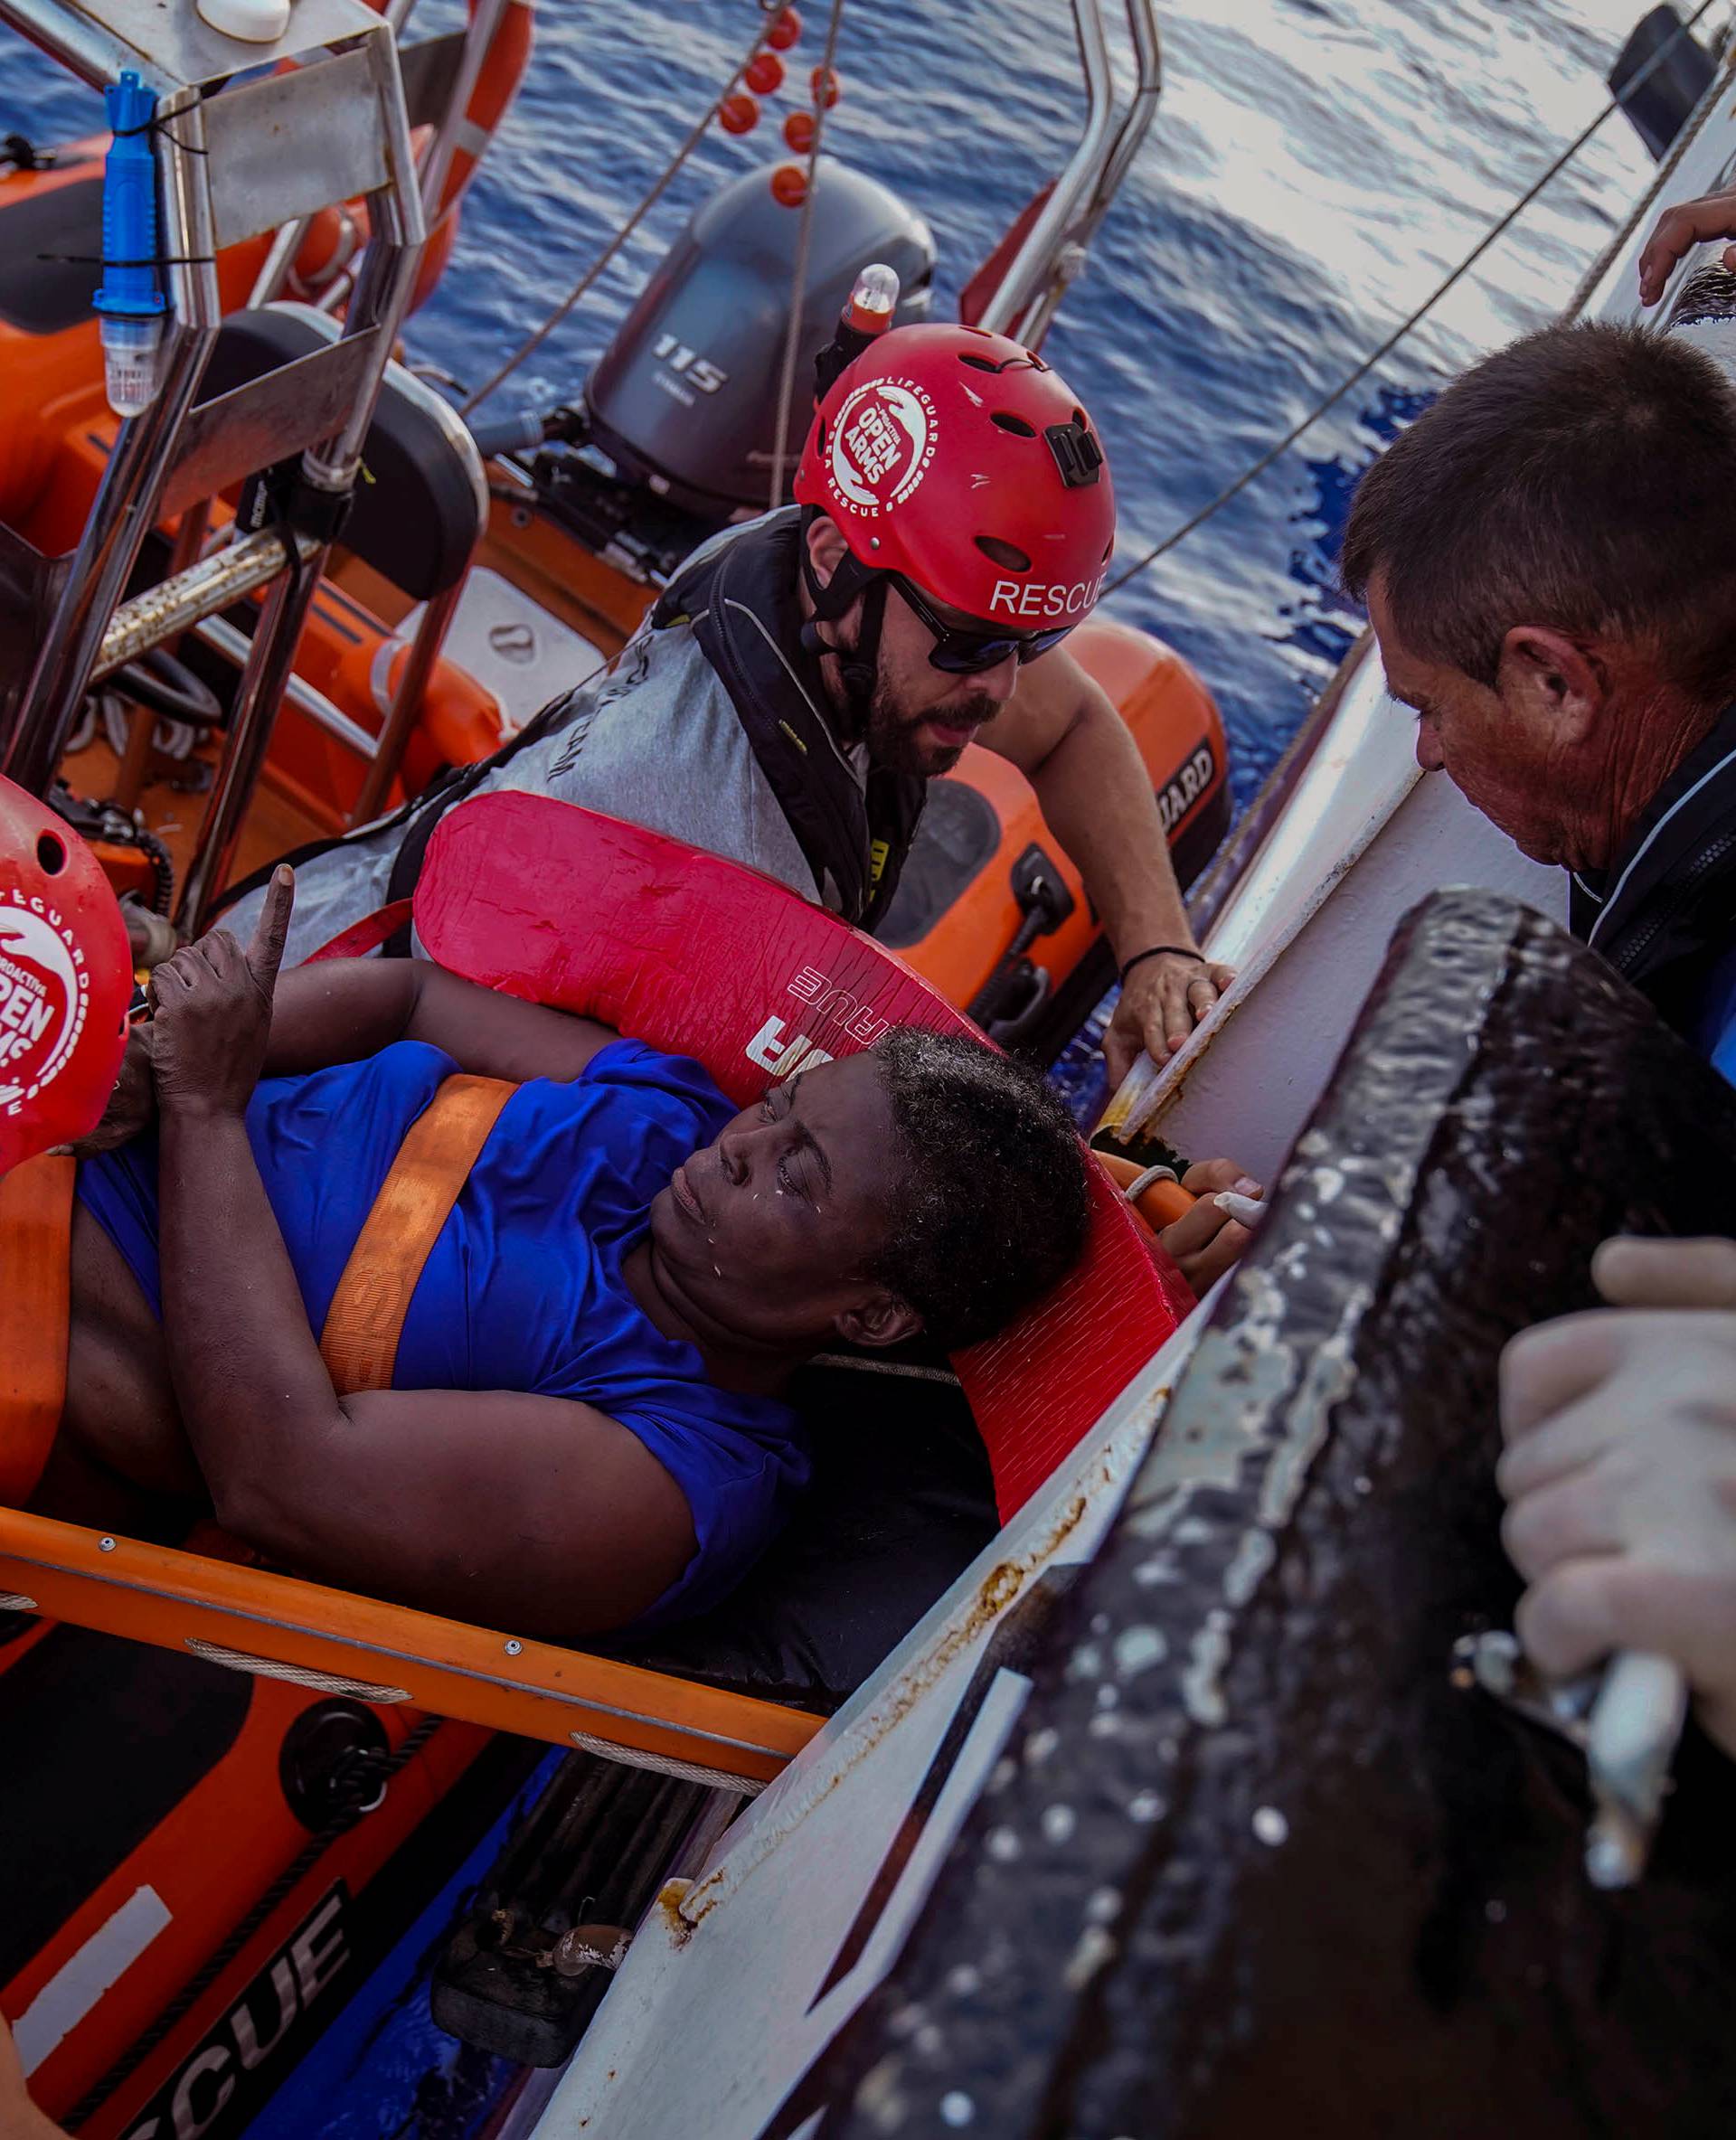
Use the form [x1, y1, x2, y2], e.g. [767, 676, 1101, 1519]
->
[745, 51, 785, 95]
[809, 64, 841, 109]
[766, 7, 802, 51]
[782, 108, 816, 154]
[770, 161, 808, 207]
[719, 91, 760, 136]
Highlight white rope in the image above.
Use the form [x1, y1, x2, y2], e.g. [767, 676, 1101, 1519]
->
[568, 1727, 764, 1794]
[767, 0, 849, 506]
[184, 1636, 412, 1702]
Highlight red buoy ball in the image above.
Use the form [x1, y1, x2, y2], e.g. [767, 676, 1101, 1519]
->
[745, 52, 785, 95]
[719, 91, 760, 136]
[766, 7, 802, 51]
[782, 108, 816, 154]
[770, 162, 808, 207]
[809, 65, 841, 109]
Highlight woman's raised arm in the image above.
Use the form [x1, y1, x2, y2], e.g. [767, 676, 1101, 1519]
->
[150, 873, 693, 1640]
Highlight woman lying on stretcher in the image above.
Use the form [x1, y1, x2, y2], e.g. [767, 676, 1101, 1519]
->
[44, 868, 1114, 1642]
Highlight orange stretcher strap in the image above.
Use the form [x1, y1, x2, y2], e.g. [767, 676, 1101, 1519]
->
[319, 1075, 516, 1396]
[0, 1154, 75, 1504]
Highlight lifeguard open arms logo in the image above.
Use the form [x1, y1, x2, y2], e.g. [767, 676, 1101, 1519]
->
[0, 889, 88, 1115]
[826, 378, 937, 515]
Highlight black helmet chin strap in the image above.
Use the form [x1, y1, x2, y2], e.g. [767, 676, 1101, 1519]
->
[798, 508, 888, 729]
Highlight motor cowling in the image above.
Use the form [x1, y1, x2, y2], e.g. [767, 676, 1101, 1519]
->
[583, 157, 935, 514]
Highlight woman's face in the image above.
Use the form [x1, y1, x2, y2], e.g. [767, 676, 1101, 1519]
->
[646, 1054, 918, 1352]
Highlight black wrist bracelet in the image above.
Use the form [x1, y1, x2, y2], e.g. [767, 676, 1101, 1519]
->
[1119, 944, 1203, 985]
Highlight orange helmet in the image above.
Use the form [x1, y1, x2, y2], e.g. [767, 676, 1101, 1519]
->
[0, 778, 132, 1174]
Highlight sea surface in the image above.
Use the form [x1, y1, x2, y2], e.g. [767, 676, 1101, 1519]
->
[412, 0, 1661, 791]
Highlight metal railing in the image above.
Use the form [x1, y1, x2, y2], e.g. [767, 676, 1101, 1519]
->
[976, 0, 1163, 346]
[0, 0, 432, 932]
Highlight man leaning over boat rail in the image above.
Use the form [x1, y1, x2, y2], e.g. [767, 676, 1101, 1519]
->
[216, 324, 1228, 1086]
[1339, 222, 1736, 1082]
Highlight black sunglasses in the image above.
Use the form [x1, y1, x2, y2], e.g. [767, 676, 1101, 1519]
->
[892, 574, 1074, 676]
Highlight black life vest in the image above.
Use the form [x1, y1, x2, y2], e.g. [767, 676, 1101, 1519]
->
[651, 508, 927, 932]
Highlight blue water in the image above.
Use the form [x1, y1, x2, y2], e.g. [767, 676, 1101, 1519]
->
[407, 0, 1657, 800]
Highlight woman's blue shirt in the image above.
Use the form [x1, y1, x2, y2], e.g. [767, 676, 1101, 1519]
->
[76, 1037, 807, 1626]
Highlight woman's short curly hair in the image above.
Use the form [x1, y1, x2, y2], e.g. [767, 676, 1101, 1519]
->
[868, 1027, 1092, 1350]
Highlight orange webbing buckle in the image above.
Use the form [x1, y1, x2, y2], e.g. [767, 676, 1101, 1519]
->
[319, 1075, 516, 1396]
[0, 1153, 75, 1504]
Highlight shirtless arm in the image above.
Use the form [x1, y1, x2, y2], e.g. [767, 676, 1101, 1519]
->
[148, 878, 696, 1639]
[982, 649, 1232, 1081]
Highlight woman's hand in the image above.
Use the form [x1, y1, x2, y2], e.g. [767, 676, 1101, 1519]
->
[67, 1020, 156, 1155]
[1156, 1157, 1263, 1294]
[1498, 1237, 1736, 1763]
[1637, 184, 1736, 307]
[149, 867, 294, 1119]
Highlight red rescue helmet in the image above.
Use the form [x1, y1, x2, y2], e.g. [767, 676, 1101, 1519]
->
[793, 322, 1116, 632]
[0, 778, 132, 1174]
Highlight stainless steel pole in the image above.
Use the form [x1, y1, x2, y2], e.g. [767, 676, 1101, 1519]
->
[177, 29, 428, 932]
[346, 579, 463, 826]
[0, 85, 222, 792]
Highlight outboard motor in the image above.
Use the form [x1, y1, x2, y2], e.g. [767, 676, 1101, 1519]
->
[582, 157, 935, 514]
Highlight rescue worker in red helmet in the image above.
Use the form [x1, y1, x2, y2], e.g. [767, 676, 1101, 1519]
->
[218, 323, 1229, 1083]
[790, 322, 1230, 1078]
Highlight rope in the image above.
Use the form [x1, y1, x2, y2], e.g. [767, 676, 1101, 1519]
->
[766, 0, 849, 506]
[1563, 29, 1736, 321]
[62, 1715, 444, 2131]
[1099, 0, 1729, 599]
[565, 1728, 765, 1795]
[459, 8, 778, 417]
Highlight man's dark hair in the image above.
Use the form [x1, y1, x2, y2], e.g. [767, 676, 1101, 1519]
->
[1340, 322, 1736, 703]
[871, 1028, 1091, 1350]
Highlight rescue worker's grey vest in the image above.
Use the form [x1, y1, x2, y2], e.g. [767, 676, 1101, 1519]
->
[221, 510, 922, 967]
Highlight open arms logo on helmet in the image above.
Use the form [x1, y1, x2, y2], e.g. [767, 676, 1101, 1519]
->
[0, 893, 88, 1110]
[825, 379, 938, 516]
[795, 322, 1117, 629]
